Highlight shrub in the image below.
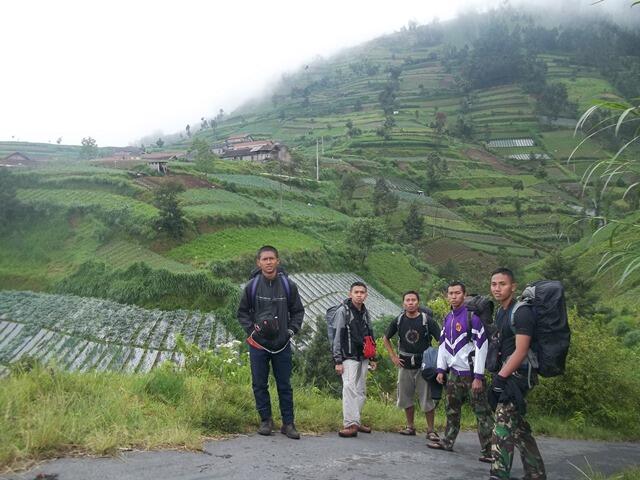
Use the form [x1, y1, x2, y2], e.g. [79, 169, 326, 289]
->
[529, 312, 640, 432]
[623, 330, 640, 348]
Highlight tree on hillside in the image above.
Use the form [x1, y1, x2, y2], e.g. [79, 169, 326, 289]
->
[340, 172, 358, 200]
[432, 111, 447, 135]
[403, 202, 425, 241]
[513, 197, 524, 224]
[347, 218, 387, 265]
[512, 180, 524, 196]
[56, 137, 62, 145]
[425, 151, 449, 190]
[185, 124, 191, 138]
[79, 137, 98, 159]
[345, 120, 361, 137]
[372, 178, 398, 217]
[536, 82, 570, 120]
[156, 138, 164, 148]
[153, 182, 187, 239]
[540, 250, 598, 315]
[200, 117, 208, 130]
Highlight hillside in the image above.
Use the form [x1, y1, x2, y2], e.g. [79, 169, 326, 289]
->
[2, 6, 640, 374]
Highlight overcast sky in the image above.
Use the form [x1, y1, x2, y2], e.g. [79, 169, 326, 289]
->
[0, 0, 630, 146]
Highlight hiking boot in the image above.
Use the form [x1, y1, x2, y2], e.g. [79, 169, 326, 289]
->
[280, 423, 301, 440]
[357, 424, 372, 433]
[257, 418, 274, 436]
[338, 425, 358, 438]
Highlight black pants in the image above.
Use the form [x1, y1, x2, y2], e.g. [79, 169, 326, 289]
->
[249, 343, 294, 424]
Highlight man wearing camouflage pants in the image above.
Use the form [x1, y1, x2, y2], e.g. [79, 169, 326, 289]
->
[489, 268, 546, 479]
[427, 281, 494, 463]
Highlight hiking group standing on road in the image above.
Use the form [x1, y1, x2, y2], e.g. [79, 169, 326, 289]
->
[238, 245, 570, 480]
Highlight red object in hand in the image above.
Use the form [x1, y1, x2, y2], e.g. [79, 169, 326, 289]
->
[363, 335, 376, 359]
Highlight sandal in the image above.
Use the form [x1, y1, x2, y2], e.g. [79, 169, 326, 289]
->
[426, 431, 440, 442]
[427, 441, 452, 451]
[478, 453, 493, 464]
[399, 426, 416, 436]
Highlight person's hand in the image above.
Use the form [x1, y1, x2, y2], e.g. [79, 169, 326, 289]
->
[436, 373, 445, 384]
[472, 378, 484, 393]
[492, 375, 507, 394]
[335, 364, 344, 375]
[369, 361, 377, 371]
[391, 354, 404, 368]
[488, 374, 508, 411]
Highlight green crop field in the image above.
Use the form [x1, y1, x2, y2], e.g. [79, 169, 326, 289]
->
[179, 188, 272, 220]
[209, 174, 304, 194]
[166, 226, 323, 266]
[95, 240, 198, 273]
[434, 186, 543, 201]
[365, 250, 426, 296]
[255, 197, 350, 223]
[17, 188, 157, 222]
[0, 213, 102, 289]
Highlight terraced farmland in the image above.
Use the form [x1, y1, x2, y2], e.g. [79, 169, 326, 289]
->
[210, 174, 303, 194]
[16, 188, 157, 222]
[0, 290, 230, 375]
[0, 274, 398, 374]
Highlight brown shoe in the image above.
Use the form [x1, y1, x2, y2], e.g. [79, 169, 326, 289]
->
[357, 424, 372, 434]
[338, 425, 358, 437]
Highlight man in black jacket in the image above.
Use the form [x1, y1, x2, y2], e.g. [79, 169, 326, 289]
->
[332, 282, 377, 438]
[237, 245, 305, 439]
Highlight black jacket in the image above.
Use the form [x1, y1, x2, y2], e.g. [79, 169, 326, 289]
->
[237, 268, 305, 351]
[332, 299, 375, 364]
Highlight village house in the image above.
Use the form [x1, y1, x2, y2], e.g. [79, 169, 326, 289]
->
[0, 152, 37, 167]
[212, 134, 288, 163]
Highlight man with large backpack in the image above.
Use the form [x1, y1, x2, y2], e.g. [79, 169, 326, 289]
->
[383, 290, 441, 440]
[332, 281, 377, 438]
[428, 281, 494, 463]
[488, 267, 547, 480]
[237, 245, 305, 440]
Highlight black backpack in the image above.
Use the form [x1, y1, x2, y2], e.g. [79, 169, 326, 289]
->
[511, 280, 570, 377]
[464, 295, 499, 373]
[326, 300, 351, 348]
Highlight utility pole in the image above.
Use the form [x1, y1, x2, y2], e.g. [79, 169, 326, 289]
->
[316, 138, 320, 181]
[321, 136, 324, 155]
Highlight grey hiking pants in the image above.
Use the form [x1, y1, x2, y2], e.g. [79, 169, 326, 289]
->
[341, 359, 369, 427]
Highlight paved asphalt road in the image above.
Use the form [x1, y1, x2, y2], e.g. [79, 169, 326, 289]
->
[3, 431, 639, 480]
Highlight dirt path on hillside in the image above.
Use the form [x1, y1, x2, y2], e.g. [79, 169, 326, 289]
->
[3, 432, 638, 480]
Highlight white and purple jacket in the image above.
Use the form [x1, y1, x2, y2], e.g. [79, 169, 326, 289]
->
[436, 305, 487, 380]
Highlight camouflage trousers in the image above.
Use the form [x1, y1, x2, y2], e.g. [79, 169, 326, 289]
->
[490, 401, 546, 480]
[442, 373, 494, 455]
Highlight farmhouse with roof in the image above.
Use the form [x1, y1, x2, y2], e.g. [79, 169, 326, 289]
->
[0, 152, 37, 167]
[212, 134, 289, 163]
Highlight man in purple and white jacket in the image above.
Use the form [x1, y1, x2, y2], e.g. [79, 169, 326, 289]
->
[427, 281, 494, 464]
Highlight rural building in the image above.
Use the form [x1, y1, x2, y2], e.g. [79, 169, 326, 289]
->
[221, 141, 289, 163]
[0, 152, 36, 167]
[112, 146, 143, 160]
[141, 151, 186, 162]
[213, 134, 289, 163]
[147, 160, 168, 174]
[226, 133, 254, 145]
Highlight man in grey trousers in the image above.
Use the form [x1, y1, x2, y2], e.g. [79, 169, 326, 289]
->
[332, 282, 377, 437]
